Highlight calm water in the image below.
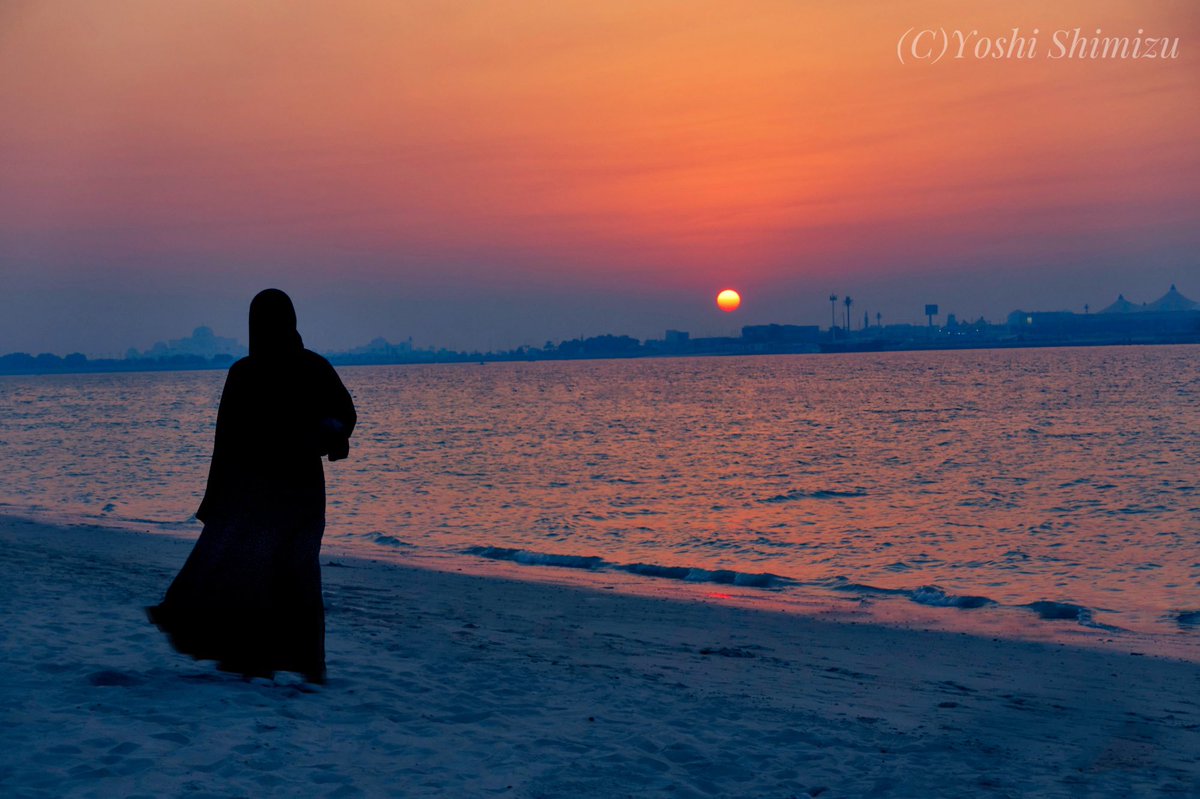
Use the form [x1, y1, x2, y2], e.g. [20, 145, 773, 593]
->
[2, 347, 1198, 655]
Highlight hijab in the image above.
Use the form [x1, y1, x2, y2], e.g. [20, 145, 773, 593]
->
[248, 289, 304, 358]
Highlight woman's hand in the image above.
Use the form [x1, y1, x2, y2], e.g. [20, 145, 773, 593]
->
[318, 417, 350, 461]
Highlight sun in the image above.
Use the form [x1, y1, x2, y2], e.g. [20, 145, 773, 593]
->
[716, 289, 741, 312]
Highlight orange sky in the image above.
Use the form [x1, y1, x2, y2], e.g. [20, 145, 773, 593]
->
[1, 0, 1197, 351]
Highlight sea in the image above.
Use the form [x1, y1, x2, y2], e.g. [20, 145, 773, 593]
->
[2, 346, 1198, 658]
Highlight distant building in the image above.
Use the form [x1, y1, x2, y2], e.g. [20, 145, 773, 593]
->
[1008, 285, 1200, 341]
[880, 323, 931, 338]
[135, 326, 246, 360]
[687, 336, 742, 353]
[664, 329, 690, 345]
[1099, 294, 1141, 314]
[1096, 285, 1196, 315]
[1145, 284, 1197, 312]
[346, 336, 414, 356]
[738, 324, 820, 354]
[740, 324, 820, 344]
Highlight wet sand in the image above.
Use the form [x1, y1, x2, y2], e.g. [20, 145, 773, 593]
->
[2, 515, 1198, 798]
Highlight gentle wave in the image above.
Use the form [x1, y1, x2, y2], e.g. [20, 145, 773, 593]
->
[1023, 601, 1123, 631]
[1172, 610, 1200, 629]
[1024, 600, 1092, 622]
[620, 563, 790, 588]
[829, 580, 994, 609]
[356, 531, 415, 549]
[463, 546, 606, 570]
[828, 580, 1122, 630]
[454, 544, 1126, 630]
[462, 546, 791, 588]
[910, 585, 995, 609]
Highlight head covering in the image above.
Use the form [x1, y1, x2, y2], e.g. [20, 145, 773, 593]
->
[249, 289, 303, 357]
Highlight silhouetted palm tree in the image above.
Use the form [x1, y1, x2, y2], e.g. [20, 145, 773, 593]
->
[829, 294, 838, 330]
[843, 295, 853, 330]
[876, 311, 882, 327]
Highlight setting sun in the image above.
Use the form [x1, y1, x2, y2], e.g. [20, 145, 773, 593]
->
[716, 289, 741, 312]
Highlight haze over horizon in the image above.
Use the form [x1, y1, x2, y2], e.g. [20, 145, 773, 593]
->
[2, 1, 1197, 357]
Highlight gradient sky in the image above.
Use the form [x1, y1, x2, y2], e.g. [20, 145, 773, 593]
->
[2, 0, 1197, 355]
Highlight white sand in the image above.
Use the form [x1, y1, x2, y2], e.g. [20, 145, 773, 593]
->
[2, 515, 1198, 798]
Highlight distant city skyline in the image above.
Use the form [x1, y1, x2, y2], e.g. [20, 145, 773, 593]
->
[4, 281, 1194, 376]
[2, 1, 1197, 356]
[27, 281, 1193, 360]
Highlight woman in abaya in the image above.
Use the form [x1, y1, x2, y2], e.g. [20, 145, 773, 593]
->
[148, 289, 356, 684]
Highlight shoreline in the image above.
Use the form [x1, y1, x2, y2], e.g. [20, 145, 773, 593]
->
[6, 505, 1193, 664]
[2, 340, 1198, 379]
[4, 515, 1199, 797]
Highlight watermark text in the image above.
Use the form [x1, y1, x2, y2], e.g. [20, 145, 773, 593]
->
[896, 27, 1180, 64]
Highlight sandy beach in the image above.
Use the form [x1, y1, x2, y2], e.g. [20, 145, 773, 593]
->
[2, 515, 1198, 798]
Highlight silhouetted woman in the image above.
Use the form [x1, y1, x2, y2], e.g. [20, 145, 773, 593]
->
[148, 289, 356, 683]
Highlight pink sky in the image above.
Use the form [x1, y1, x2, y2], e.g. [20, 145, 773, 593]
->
[1, 0, 1197, 353]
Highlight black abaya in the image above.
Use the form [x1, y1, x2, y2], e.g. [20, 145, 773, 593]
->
[149, 291, 356, 683]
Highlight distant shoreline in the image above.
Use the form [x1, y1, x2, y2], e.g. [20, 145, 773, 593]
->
[2, 335, 1197, 377]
